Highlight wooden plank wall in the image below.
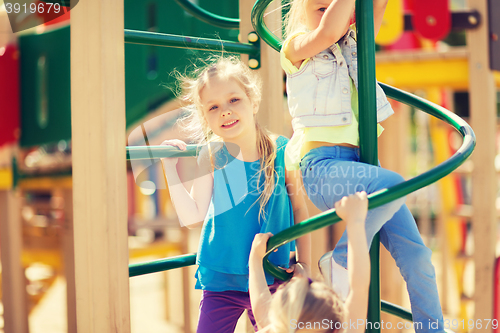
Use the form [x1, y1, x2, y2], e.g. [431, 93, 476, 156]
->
[467, 0, 497, 330]
[70, 0, 130, 331]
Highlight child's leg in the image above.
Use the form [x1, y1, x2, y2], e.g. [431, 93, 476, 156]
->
[331, 204, 445, 332]
[197, 290, 247, 333]
[378, 207, 444, 332]
[300, 151, 444, 332]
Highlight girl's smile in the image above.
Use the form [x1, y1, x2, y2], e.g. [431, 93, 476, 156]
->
[200, 76, 258, 141]
[221, 119, 239, 128]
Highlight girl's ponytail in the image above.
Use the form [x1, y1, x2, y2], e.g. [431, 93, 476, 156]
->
[255, 122, 277, 222]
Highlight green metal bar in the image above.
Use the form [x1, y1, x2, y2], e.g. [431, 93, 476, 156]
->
[173, 0, 239, 30]
[129, 253, 197, 277]
[251, 0, 282, 52]
[124, 30, 259, 56]
[381, 301, 413, 322]
[126, 145, 199, 161]
[356, 0, 381, 331]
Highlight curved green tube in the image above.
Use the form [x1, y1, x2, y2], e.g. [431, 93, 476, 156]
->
[251, 0, 281, 51]
[173, 0, 239, 30]
[263, 85, 475, 280]
[250, 0, 475, 280]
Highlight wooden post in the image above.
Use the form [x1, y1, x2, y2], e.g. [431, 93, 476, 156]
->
[62, 188, 77, 333]
[378, 101, 408, 332]
[0, 189, 29, 333]
[466, 0, 497, 329]
[239, 0, 284, 135]
[71, 0, 130, 331]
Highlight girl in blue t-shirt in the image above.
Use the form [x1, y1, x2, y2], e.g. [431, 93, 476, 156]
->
[160, 56, 311, 333]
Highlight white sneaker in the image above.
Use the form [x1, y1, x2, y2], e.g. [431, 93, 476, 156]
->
[319, 251, 350, 301]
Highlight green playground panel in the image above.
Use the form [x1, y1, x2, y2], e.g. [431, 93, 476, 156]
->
[19, 26, 71, 148]
[18, 0, 239, 148]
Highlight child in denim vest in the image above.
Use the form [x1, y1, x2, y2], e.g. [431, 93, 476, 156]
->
[281, 0, 444, 331]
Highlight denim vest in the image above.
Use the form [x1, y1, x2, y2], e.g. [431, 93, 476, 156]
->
[286, 28, 394, 131]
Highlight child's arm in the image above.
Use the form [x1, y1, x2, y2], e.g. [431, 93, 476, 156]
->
[373, 0, 389, 37]
[284, 0, 355, 66]
[285, 169, 311, 273]
[249, 233, 274, 330]
[160, 140, 213, 229]
[335, 192, 370, 333]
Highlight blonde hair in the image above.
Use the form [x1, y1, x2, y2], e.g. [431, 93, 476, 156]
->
[177, 56, 277, 221]
[284, 0, 309, 38]
[268, 277, 345, 333]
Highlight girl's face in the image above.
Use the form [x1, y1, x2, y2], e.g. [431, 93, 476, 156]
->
[305, 0, 333, 31]
[199, 76, 258, 142]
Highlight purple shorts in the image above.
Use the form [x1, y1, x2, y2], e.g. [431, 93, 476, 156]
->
[196, 280, 283, 333]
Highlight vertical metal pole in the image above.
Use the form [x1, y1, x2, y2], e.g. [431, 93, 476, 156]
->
[355, 0, 380, 332]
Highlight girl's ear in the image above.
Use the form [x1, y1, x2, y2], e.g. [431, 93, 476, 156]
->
[253, 103, 259, 115]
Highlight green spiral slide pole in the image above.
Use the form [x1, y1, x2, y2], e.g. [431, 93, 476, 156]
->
[355, 0, 381, 332]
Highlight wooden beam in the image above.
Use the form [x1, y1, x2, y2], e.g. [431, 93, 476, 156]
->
[62, 188, 77, 333]
[70, 0, 130, 331]
[239, 0, 284, 135]
[0, 190, 29, 333]
[378, 100, 408, 331]
[467, 0, 497, 330]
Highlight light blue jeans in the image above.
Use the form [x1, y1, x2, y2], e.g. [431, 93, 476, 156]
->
[300, 146, 444, 332]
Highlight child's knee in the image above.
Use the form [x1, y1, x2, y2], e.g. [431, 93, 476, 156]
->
[383, 171, 405, 188]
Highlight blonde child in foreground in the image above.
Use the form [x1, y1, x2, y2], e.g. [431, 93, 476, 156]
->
[249, 192, 370, 333]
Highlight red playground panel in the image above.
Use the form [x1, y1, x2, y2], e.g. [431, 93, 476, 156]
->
[36, 1, 71, 26]
[412, 0, 451, 41]
[0, 44, 20, 146]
